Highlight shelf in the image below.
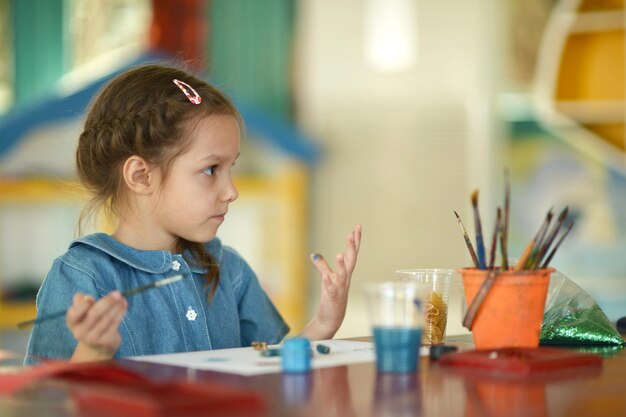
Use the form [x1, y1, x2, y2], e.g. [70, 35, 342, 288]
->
[0, 178, 85, 203]
[0, 301, 36, 329]
[567, 10, 624, 33]
[554, 100, 624, 124]
[530, 1, 626, 175]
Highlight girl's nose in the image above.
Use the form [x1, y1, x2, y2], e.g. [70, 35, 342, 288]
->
[223, 177, 239, 203]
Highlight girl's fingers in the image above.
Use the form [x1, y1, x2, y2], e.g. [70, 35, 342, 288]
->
[343, 236, 357, 272]
[353, 224, 362, 252]
[343, 225, 362, 272]
[86, 292, 123, 322]
[67, 293, 95, 326]
[71, 292, 126, 338]
[80, 299, 126, 352]
[322, 274, 340, 299]
[310, 253, 333, 276]
[334, 254, 348, 284]
[312, 224, 361, 286]
[90, 301, 126, 342]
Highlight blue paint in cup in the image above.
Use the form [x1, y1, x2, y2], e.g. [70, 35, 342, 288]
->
[373, 326, 422, 373]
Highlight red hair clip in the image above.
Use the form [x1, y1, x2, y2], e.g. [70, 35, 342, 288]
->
[173, 79, 202, 105]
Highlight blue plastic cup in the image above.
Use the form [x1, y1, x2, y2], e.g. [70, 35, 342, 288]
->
[364, 282, 424, 373]
[282, 337, 311, 373]
[373, 326, 422, 373]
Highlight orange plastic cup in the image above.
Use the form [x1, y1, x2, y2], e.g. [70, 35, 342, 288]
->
[459, 268, 554, 349]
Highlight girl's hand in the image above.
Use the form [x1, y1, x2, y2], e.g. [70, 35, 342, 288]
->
[66, 291, 127, 362]
[301, 224, 362, 340]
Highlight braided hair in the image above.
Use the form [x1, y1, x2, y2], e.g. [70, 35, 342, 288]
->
[76, 64, 240, 298]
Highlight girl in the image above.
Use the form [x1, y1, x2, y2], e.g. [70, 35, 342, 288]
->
[24, 64, 362, 364]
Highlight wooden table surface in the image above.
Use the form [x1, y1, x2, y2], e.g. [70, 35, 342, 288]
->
[2, 335, 625, 417]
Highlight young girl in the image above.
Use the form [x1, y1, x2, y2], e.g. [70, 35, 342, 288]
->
[24, 64, 362, 364]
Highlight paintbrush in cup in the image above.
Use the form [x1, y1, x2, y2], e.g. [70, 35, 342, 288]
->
[529, 207, 569, 269]
[454, 211, 479, 268]
[488, 208, 501, 270]
[463, 267, 500, 329]
[523, 208, 554, 269]
[514, 208, 553, 271]
[471, 190, 486, 269]
[541, 221, 574, 268]
[501, 169, 510, 269]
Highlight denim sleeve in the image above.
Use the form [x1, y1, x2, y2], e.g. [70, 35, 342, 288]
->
[24, 259, 100, 366]
[228, 251, 290, 346]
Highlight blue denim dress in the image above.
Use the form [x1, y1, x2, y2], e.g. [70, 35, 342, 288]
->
[24, 234, 289, 365]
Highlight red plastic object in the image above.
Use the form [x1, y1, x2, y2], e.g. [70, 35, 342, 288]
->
[0, 362, 266, 416]
[438, 347, 602, 374]
[72, 379, 266, 417]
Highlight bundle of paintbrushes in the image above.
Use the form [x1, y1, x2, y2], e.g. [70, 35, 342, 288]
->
[455, 170, 575, 330]
[454, 171, 574, 272]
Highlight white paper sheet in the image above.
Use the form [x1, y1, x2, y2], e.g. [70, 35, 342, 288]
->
[130, 340, 430, 376]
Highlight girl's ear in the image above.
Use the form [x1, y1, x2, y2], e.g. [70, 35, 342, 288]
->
[122, 156, 158, 194]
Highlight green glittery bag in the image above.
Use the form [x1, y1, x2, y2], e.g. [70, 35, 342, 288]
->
[540, 271, 624, 348]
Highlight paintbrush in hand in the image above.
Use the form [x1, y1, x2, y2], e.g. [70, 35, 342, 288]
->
[17, 274, 188, 329]
[471, 190, 487, 269]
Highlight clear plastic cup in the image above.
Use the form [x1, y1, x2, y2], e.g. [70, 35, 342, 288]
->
[395, 269, 454, 345]
[363, 282, 424, 373]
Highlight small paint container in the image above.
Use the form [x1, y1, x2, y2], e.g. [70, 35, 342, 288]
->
[429, 344, 458, 360]
[316, 344, 331, 354]
[281, 337, 311, 373]
[260, 348, 282, 357]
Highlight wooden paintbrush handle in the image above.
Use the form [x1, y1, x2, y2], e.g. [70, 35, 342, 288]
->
[462, 269, 499, 330]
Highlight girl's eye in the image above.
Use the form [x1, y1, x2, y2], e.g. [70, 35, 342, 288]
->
[203, 166, 217, 176]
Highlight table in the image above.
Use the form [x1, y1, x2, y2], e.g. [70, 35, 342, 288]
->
[2, 336, 625, 417]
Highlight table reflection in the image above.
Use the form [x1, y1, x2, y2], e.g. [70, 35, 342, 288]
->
[372, 372, 422, 417]
[464, 377, 547, 417]
[281, 372, 313, 405]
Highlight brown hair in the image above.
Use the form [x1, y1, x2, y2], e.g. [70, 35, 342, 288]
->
[76, 63, 240, 297]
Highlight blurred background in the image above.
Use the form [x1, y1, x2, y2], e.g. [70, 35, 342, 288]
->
[1, 0, 625, 357]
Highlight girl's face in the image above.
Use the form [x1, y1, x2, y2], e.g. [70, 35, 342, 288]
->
[151, 114, 240, 249]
